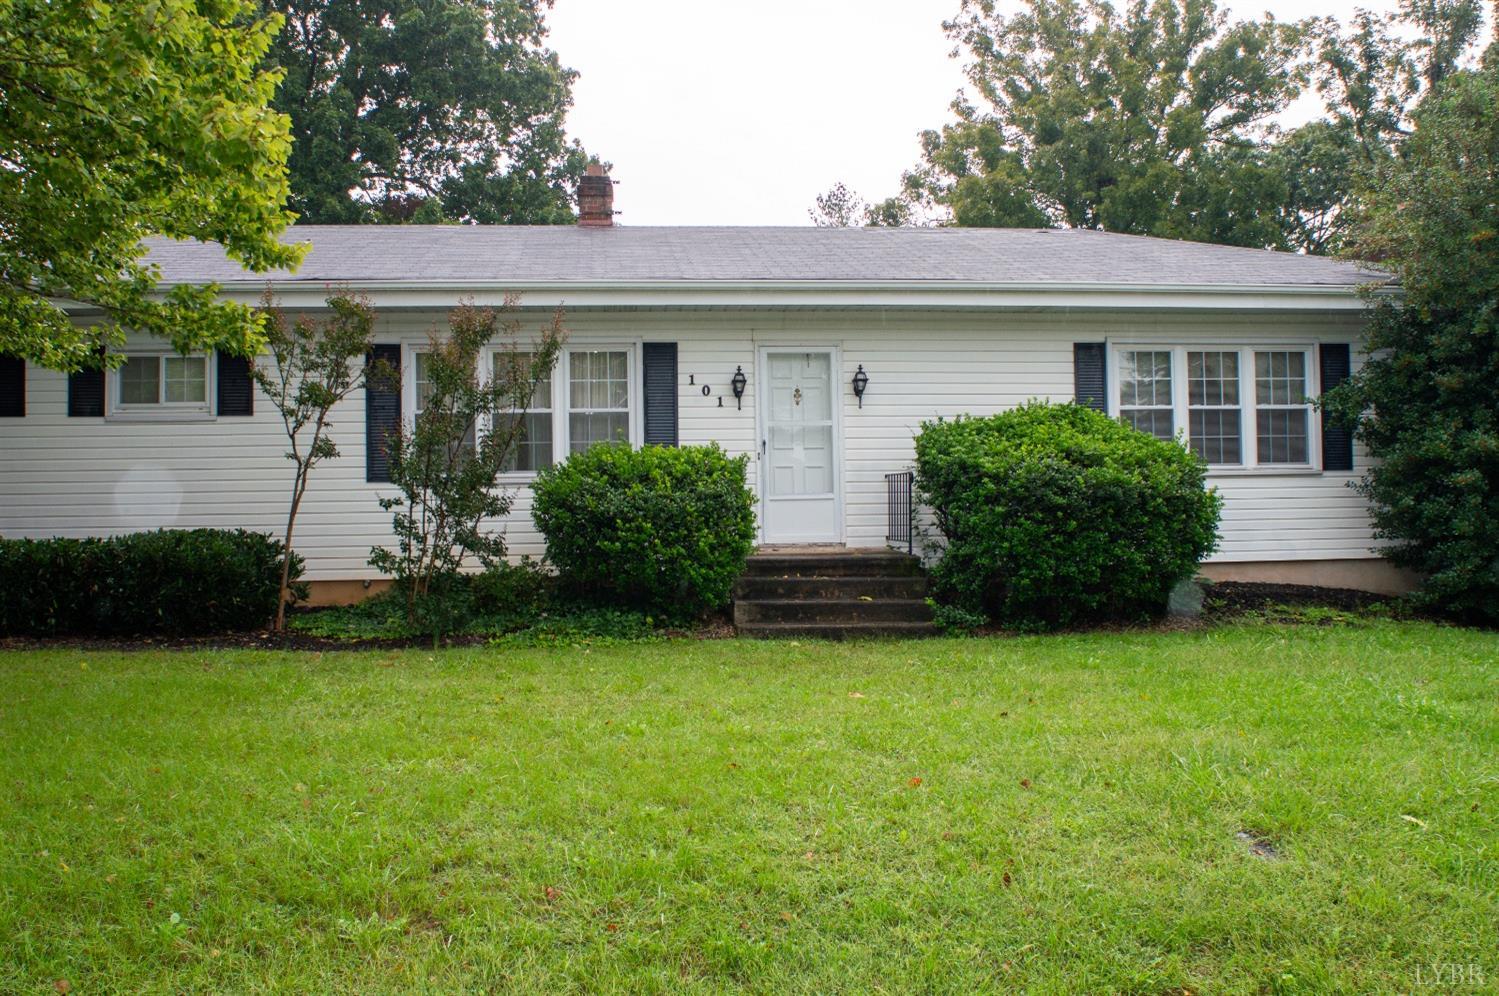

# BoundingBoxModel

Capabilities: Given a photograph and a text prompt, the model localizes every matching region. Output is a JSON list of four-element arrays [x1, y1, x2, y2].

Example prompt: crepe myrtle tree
[[369, 298, 565, 627], [254, 292, 378, 629]]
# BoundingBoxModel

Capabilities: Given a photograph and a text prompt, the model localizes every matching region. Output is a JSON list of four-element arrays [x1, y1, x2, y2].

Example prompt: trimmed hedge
[[0, 529, 303, 636], [915, 402, 1222, 630], [531, 443, 756, 622]]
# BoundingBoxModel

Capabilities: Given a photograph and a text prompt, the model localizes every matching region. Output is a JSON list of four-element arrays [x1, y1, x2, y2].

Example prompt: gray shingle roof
[[141, 225, 1385, 288]]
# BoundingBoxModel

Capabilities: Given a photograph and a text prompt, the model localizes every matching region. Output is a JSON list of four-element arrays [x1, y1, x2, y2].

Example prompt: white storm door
[[760, 349, 841, 543]]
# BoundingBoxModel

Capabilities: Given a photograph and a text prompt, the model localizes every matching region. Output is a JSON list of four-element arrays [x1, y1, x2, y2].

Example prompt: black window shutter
[[1073, 342, 1107, 413], [366, 344, 402, 482], [216, 351, 254, 416], [67, 365, 105, 417], [641, 342, 678, 446], [0, 355, 23, 417], [1320, 343, 1354, 472]]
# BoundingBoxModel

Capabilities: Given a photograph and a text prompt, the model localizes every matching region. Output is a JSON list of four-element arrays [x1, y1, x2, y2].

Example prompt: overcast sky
[[546, 0, 1411, 226]]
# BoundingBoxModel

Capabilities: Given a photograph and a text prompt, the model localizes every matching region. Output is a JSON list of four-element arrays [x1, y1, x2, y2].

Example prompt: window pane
[[499, 412, 554, 472], [569, 412, 629, 453], [496, 352, 551, 410], [569, 350, 629, 411], [523, 412, 553, 469], [1188, 351, 1239, 406], [163, 356, 206, 403], [1257, 409, 1309, 463], [414, 352, 436, 414], [1255, 351, 1307, 405], [119, 357, 159, 405], [1122, 409, 1173, 440], [1189, 409, 1242, 464], [568, 351, 590, 408], [1120, 350, 1172, 407], [569, 369, 587, 408]]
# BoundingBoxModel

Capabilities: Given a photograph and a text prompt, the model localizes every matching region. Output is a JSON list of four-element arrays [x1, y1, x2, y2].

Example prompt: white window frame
[[1116, 348, 1176, 441], [405, 347, 482, 458], [561, 344, 640, 457], [402, 342, 641, 480], [108, 351, 214, 421], [1252, 349, 1318, 468], [1185, 349, 1245, 467], [1107, 343, 1321, 472], [483, 345, 562, 479], [407, 349, 433, 422]]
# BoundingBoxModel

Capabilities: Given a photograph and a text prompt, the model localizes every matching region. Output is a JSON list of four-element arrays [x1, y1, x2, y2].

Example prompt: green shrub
[[531, 443, 757, 622], [404, 559, 556, 640], [469, 558, 554, 618], [915, 402, 1221, 630], [290, 570, 654, 645], [928, 600, 989, 635], [289, 589, 412, 640], [0, 529, 303, 636]]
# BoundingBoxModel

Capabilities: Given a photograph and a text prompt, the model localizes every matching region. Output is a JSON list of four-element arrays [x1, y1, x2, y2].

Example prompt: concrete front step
[[734, 597, 934, 626], [733, 574, 929, 601], [737, 620, 940, 640], [733, 548, 936, 638], [743, 551, 925, 578]]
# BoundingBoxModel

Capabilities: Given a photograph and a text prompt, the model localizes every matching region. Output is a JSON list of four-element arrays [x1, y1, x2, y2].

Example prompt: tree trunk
[[274, 466, 309, 631]]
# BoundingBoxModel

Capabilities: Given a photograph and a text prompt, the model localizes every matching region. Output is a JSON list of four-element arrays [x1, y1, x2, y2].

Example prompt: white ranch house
[[0, 187, 1403, 602]]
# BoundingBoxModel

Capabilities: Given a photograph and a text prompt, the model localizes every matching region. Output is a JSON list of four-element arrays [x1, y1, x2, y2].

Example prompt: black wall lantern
[[730, 365, 747, 410], [852, 364, 869, 408]]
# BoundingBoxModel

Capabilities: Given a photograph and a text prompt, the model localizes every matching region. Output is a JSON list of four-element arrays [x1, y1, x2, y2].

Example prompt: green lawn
[[2, 621, 1496, 993]]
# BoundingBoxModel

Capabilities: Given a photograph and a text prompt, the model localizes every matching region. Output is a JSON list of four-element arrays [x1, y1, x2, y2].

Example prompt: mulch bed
[[0, 629, 467, 653], [0, 615, 738, 653], [0, 582, 1399, 651], [1203, 581, 1393, 616]]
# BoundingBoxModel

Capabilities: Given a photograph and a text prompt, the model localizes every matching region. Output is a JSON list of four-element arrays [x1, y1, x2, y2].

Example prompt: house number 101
[[688, 374, 723, 405]]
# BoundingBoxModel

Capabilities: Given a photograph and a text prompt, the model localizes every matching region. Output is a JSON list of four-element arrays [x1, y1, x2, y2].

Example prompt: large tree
[[1326, 55, 1499, 624], [874, 0, 1487, 252], [807, 182, 913, 227], [264, 0, 590, 224], [902, 0, 1308, 246], [1275, 0, 1486, 253], [0, 0, 302, 371]]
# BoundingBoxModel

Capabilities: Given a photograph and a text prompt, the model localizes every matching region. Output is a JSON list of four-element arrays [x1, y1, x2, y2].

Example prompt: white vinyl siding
[[0, 312, 1375, 581]]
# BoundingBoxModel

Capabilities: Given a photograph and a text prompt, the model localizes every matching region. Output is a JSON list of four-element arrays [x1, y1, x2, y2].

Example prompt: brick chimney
[[578, 164, 614, 227]]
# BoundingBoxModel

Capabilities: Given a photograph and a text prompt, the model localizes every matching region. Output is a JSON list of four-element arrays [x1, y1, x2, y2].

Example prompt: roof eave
[[126, 277, 1390, 312]]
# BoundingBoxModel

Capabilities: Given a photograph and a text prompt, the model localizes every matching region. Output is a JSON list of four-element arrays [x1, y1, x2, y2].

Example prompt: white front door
[[759, 348, 841, 543]]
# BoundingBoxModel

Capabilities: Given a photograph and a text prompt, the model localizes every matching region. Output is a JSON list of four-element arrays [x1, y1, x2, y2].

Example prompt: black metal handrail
[[885, 470, 914, 555]]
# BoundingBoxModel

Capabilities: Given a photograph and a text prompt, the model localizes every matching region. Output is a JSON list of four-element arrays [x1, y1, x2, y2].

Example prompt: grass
[[1, 619, 1495, 993]]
